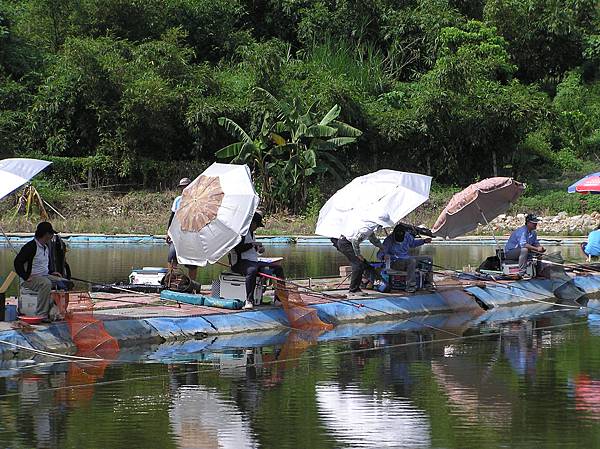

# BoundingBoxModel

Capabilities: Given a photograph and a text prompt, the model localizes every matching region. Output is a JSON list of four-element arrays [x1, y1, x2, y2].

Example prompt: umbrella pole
[[475, 202, 500, 251]]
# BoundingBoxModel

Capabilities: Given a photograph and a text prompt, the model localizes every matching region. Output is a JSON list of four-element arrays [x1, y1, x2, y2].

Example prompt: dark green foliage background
[[0, 0, 598, 211]]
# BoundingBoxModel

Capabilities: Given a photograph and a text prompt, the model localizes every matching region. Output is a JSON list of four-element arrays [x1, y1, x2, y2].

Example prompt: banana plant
[[256, 88, 362, 211], [217, 89, 362, 212], [216, 113, 283, 210]]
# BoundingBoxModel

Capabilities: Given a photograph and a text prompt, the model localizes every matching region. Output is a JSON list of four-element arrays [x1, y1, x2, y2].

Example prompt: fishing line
[[0, 317, 590, 401], [0, 339, 105, 362], [259, 272, 461, 338]]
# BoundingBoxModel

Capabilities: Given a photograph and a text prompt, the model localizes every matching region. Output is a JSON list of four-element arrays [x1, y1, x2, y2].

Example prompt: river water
[[0, 242, 598, 449]]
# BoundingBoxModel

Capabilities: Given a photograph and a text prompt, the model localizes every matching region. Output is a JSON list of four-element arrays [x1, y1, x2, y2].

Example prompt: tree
[[409, 21, 548, 181], [216, 88, 362, 213], [484, 0, 598, 84]]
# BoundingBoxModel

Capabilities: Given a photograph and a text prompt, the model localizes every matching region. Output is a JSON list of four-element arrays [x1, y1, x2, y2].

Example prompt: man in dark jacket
[[231, 211, 284, 310], [14, 222, 64, 321]]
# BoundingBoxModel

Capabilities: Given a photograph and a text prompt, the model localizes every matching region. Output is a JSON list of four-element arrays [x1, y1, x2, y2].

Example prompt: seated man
[[581, 225, 600, 261], [504, 214, 546, 275], [378, 224, 433, 293], [231, 211, 285, 310], [14, 222, 65, 322]]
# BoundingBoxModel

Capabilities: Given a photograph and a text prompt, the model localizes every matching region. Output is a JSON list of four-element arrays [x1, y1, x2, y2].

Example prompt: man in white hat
[[166, 177, 197, 280]]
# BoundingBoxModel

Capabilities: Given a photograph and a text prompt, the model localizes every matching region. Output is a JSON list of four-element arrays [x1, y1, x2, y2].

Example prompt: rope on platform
[[0, 339, 106, 361], [72, 275, 219, 332]]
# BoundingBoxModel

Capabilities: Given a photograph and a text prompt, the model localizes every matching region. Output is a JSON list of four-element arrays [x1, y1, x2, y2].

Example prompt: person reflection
[[502, 321, 541, 379]]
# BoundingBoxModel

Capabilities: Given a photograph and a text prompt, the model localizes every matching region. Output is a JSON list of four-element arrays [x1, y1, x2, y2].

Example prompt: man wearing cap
[[14, 222, 64, 321], [231, 211, 285, 310], [166, 177, 197, 280], [378, 224, 433, 293], [504, 214, 546, 275]]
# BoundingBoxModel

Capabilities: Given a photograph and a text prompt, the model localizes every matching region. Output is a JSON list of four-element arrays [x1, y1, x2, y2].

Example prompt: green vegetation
[[0, 0, 599, 220], [1, 183, 598, 236]]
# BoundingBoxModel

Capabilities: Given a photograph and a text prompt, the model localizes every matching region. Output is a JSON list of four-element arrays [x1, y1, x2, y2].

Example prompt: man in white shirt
[[13, 222, 64, 321], [231, 211, 285, 309], [166, 177, 198, 280], [331, 220, 384, 294]]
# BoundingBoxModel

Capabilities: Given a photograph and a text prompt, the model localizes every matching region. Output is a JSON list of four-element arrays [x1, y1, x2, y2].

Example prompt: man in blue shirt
[[379, 225, 433, 293], [504, 214, 546, 274], [582, 225, 600, 261]]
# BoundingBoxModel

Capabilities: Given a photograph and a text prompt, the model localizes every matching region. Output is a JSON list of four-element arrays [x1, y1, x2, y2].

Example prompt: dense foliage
[[0, 0, 598, 212]]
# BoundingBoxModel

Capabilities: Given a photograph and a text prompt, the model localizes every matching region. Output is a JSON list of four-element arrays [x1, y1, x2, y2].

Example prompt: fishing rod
[[431, 261, 600, 314], [70, 275, 219, 332], [259, 272, 462, 338]]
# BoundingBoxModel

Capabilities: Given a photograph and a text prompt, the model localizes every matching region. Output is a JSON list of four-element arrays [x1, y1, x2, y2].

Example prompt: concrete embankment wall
[[0, 233, 587, 246]]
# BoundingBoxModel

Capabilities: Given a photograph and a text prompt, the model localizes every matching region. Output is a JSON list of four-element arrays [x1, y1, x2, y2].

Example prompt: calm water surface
[[2, 317, 600, 449], [0, 240, 586, 286], [0, 242, 596, 449]]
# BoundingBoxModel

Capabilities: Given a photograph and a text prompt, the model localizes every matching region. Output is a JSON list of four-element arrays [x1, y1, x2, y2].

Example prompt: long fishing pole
[[259, 272, 462, 338], [431, 261, 600, 314], [71, 275, 219, 332]]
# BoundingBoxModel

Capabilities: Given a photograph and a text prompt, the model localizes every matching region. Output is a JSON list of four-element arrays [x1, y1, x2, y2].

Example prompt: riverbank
[[0, 187, 598, 236]]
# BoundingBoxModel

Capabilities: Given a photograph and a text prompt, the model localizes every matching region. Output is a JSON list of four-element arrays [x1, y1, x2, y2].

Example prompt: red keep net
[[52, 292, 119, 355], [275, 282, 334, 331]]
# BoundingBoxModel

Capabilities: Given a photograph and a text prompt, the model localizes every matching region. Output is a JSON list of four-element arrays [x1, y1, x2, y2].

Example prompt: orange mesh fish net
[[52, 292, 119, 355], [55, 360, 113, 404], [275, 282, 333, 331]]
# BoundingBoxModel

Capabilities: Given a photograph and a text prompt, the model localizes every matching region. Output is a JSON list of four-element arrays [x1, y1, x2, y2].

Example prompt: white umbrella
[[315, 170, 432, 238], [168, 163, 259, 267], [0, 158, 52, 201]]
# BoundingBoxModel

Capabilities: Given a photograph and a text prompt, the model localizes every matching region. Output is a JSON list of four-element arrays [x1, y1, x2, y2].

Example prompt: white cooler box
[[213, 273, 264, 305], [18, 285, 38, 316]]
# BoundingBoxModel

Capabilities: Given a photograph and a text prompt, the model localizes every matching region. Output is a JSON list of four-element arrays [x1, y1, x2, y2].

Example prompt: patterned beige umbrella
[[177, 175, 225, 232], [432, 177, 525, 239], [168, 163, 259, 266]]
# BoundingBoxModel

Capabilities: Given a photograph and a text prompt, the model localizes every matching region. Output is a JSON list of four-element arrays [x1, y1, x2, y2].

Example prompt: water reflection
[[2, 313, 600, 448], [168, 381, 256, 449], [316, 383, 431, 448]]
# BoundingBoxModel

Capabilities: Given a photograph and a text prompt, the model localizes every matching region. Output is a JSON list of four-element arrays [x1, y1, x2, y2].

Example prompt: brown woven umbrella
[[177, 175, 225, 232], [432, 177, 525, 239]]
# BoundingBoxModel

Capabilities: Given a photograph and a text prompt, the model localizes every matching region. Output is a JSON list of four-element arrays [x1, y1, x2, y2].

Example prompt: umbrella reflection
[[169, 384, 256, 449], [575, 374, 600, 419], [316, 383, 431, 448]]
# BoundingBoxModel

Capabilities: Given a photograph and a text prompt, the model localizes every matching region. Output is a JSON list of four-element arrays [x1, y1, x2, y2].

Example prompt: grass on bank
[[0, 181, 598, 236]]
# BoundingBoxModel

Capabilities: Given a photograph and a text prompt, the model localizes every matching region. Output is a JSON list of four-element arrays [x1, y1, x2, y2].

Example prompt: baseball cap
[[178, 177, 191, 187], [35, 221, 57, 237], [525, 214, 540, 224], [252, 210, 265, 227]]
